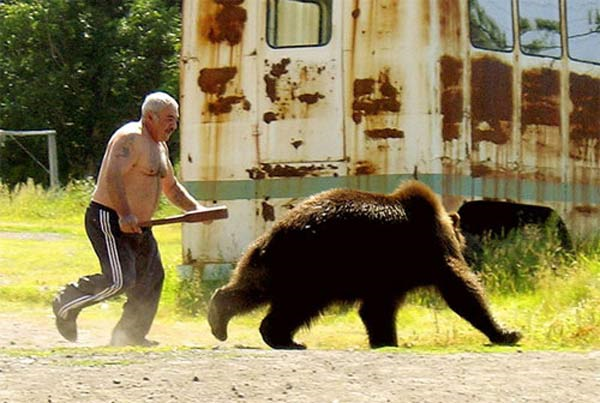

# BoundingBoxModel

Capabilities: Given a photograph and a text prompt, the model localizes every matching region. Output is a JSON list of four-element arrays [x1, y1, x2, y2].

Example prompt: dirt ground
[[0, 313, 598, 403]]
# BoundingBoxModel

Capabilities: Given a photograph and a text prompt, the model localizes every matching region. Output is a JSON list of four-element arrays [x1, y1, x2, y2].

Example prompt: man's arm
[[161, 153, 205, 212], [104, 133, 141, 233]]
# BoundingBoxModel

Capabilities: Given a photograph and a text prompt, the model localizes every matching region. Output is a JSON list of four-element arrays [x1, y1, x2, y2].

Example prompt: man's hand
[[119, 213, 142, 233], [193, 204, 213, 225]]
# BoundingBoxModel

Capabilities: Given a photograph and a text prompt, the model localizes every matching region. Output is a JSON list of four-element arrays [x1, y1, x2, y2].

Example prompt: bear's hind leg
[[436, 258, 522, 345], [359, 296, 401, 348], [259, 301, 322, 349]]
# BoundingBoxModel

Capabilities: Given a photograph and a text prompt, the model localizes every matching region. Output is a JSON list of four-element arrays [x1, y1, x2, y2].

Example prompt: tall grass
[[1, 180, 599, 350]]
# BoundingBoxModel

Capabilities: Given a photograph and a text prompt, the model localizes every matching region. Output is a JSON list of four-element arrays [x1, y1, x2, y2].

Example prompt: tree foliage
[[469, 0, 511, 51], [0, 0, 181, 187]]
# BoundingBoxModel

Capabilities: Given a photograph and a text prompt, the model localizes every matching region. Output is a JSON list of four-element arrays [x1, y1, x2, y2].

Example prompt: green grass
[[1, 180, 599, 352]]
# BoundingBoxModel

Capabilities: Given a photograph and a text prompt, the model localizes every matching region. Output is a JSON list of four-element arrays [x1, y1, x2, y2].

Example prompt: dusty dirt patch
[[0, 314, 598, 402]]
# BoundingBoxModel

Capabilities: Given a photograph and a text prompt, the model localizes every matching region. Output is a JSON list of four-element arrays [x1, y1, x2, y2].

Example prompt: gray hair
[[141, 91, 179, 118]]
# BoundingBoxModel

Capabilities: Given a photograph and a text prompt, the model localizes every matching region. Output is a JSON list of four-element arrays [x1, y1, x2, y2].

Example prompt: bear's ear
[[449, 212, 461, 229]]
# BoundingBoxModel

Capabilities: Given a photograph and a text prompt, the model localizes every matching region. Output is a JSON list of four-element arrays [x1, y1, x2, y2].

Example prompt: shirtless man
[[53, 91, 207, 346]]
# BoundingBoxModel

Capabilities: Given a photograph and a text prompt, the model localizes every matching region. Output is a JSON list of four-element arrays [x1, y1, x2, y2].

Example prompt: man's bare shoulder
[[114, 121, 142, 136]]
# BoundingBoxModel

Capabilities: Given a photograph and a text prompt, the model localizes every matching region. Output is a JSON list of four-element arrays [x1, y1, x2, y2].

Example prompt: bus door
[[254, 0, 344, 176]]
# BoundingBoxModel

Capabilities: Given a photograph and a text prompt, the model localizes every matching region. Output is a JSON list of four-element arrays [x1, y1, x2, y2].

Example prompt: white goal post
[[0, 129, 59, 188]]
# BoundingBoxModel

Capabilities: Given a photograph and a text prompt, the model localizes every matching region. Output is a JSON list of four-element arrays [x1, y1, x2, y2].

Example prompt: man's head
[[141, 91, 179, 142]]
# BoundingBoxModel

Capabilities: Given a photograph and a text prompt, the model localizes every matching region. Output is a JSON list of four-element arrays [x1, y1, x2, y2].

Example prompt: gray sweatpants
[[54, 201, 165, 343]]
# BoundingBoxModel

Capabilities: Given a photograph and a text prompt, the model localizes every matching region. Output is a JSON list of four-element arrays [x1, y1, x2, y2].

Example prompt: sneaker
[[55, 316, 78, 342], [52, 298, 78, 342]]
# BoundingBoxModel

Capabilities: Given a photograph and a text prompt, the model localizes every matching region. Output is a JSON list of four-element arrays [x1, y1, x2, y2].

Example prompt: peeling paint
[[270, 58, 291, 78], [440, 55, 463, 141], [365, 128, 404, 139], [208, 96, 250, 114], [570, 73, 600, 142], [354, 160, 377, 175], [263, 58, 292, 103], [439, 0, 462, 45], [263, 111, 278, 124], [246, 163, 337, 179], [352, 71, 401, 124], [470, 163, 494, 178], [261, 201, 275, 221], [298, 92, 324, 105], [471, 57, 512, 144], [522, 68, 560, 127], [207, 0, 247, 46], [198, 67, 237, 95], [574, 205, 600, 214], [264, 75, 278, 102]]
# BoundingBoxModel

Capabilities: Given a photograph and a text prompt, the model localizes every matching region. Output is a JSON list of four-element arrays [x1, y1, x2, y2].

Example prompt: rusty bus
[[179, 0, 600, 279]]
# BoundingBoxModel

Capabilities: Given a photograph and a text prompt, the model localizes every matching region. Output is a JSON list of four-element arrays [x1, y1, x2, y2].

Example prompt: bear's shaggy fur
[[208, 180, 521, 349]]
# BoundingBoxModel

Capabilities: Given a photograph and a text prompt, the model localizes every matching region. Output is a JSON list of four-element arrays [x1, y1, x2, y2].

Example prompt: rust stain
[[263, 58, 291, 103], [439, 0, 462, 47], [246, 163, 336, 179], [198, 67, 237, 95], [440, 55, 463, 141], [298, 92, 324, 105], [354, 78, 375, 98], [573, 205, 600, 214], [261, 201, 275, 221], [246, 167, 266, 180], [198, 67, 250, 115], [264, 75, 278, 102], [270, 58, 291, 77], [208, 96, 249, 115], [354, 160, 377, 175], [471, 57, 513, 144], [352, 8, 360, 19], [352, 71, 401, 124], [470, 163, 494, 178], [522, 68, 560, 127], [569, 73, 600, 143], [364, 128, 404, 139], [263, 111, 278, 124], [207, 0, 247, 46]]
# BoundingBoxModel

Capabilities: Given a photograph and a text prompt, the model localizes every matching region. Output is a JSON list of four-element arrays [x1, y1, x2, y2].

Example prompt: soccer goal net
[[0, 129, 59, 188]]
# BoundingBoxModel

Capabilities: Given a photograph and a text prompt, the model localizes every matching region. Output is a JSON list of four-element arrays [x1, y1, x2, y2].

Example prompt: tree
[[469, 0, 511, 51], [0, 0, 181, 187]]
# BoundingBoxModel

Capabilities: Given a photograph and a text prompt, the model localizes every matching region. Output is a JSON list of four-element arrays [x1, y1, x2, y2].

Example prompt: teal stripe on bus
[[184, 174, 600, 205]]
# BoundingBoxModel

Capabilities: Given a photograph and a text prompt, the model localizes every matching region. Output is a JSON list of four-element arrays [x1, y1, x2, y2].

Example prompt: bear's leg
[[259, 301, 321, 350], [359, 296, 401, 348], [208, 287, 267, 341], [436, 258, 522, 345]]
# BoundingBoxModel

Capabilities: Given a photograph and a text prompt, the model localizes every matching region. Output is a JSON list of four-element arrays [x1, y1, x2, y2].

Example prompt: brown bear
[[208, 180, 522, 349]]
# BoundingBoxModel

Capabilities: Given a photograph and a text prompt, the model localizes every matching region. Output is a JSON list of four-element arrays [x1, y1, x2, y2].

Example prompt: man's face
[[150, 105, 179, 142]]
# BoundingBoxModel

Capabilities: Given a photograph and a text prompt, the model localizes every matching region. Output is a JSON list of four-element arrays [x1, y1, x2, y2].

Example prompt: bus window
[[518, 0, 562, 58], [469, 0, 514, 52], [267, 0, 332, 48], [567, 0, 600, 64]]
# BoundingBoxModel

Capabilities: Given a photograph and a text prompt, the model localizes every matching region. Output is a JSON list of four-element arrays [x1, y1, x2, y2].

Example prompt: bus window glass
[[518, 0, 562, 58], [469, 0, 514, 51], [267, 0, 332, 48], [567, 0, 600, 64]]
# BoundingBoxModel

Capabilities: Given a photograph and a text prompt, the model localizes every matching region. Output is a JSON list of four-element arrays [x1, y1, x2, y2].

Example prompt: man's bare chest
[[136, 142, 168, 178]]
